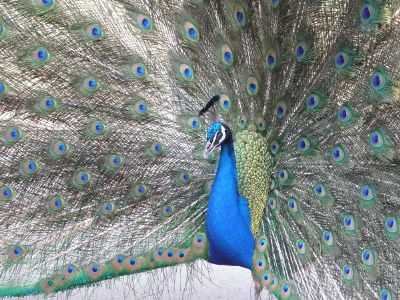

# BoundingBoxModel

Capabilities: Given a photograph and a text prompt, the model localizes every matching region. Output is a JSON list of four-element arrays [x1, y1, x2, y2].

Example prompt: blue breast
[[206, 140, 255, 269]]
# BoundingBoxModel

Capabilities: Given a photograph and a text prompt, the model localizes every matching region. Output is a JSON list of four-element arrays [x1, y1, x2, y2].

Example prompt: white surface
[[18, 263, 274, 300]]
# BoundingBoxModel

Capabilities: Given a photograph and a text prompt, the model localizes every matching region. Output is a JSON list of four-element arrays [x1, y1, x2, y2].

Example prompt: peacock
[[0, 0, 399, 299]]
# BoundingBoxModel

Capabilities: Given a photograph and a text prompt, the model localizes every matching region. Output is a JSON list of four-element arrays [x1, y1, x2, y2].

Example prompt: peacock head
[[203, 121, 232, 158]]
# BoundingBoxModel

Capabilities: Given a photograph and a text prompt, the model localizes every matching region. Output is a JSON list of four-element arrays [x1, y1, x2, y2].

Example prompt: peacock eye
[[131, 63, 148, 79], [99, 202, 116, 217], [104, 154, 123, 171], [275, 101, 287, 118], [8, 244, 25, 260], [3, 127, 23, 144], [134, 183, 147, 197], [246, 76, 259, 95], [306, 94, 320, 110], [0, 81, 8, 98], [47, 195, 66, 212], [0, 185, 14, 201], [72, 170, 91, 188], [237, 115, 247, 128], [278, 168, 289, 182], [84, 24, 104, 41], [334, 51, 350, 69], [266, 48, 278, 70], [234, 3, 246, 27], [19, 160, 40, 177], [179, 64, 194, 81], [256, 117, 267, 131], [385, 217, 397, 233], [331, 145, 345, 162], [31, 48, 51, 64], [220, 44, 234, 66], [161, 205, 174, 217], [187, 116, 201, 130], [49, 140, 70, 158], [294, 41, 307, 60], [150, 141, 163, 155], [369, 131, 384, 148], [342, 264, 353, 280], [322, 230, 334, 246], [287, 198, 298, 213], [370, 72, 385, 91], [178, 169, 192, 184], [380, 289, 393, 300], [35, 0, 55, 8], [314, 183, 327, 198], [360, 4, 375, 23], [219, 94, 232, 112], [270, 140, 280, 155], [297, 137, 310, 152], [36, 95, 59, 114], [183, 21, 200, 42], [270, 0, 280, 8], [361, 249, 375, 267], [87, 120, 106, 137], [82, 77, 99, 92], [279, 282, 292, 299], [137, 14, 153, 31], [337, 105, 353, 124], [343, 215, 355, 231], [268, 196, 277, 209]]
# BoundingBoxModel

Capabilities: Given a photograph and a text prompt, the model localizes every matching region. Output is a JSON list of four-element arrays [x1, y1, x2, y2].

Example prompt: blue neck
[[206, 139, 254, 269]]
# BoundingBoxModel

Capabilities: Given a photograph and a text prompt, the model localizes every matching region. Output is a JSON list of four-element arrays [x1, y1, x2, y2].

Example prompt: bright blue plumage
[[206, 137, 254, 269]]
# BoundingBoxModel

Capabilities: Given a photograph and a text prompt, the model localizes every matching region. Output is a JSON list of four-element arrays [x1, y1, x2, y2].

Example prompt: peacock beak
[[203, 140, 218, 159]]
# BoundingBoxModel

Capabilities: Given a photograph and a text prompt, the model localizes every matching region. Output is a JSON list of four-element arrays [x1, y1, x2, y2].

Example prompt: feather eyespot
[[360, 4, 375, 23], [84, 24, 104, 41], [183, 21, 200, 42], [220, 44, 234, 65], [343, 215, 355, 232], [361, 249, 375, 267], [131, 63, 147, 79], [179, 64, 195, 81], [266, 48, 278, 70], [342, 264, 354, 280], [0, 81, 9, 98], [104, 154, 123, 171], [49, 140, 70, 158], [275, 101, 287, 118], [31, 48, 51, 64], [234, 3, 246, 27], [36, 95, 58, 114], [8, 245, 25, 260], [161, 205, 174, 217], [297, 137, 310, 152], [219, 94, 232, 112], [279, 282, 292, 299], [72, 170, 91, 188], [288, 199, 298, 213], [35, 0, 55, 8], [0, 185, 13, 201], [19, 160, 40, 177], [82, 77, 99, 92], [3, 127, 23, 144], [337, 106, 353, 124], [314, 183, 327, 198], [47, 195, 66, 212], [246, 77, 259, 95], [137, 15, 153, 31]]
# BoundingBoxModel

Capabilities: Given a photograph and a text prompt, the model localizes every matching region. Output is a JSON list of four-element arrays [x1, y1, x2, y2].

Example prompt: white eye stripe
[[219, 126, 226, 144], [211, 131, 218, 145]]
